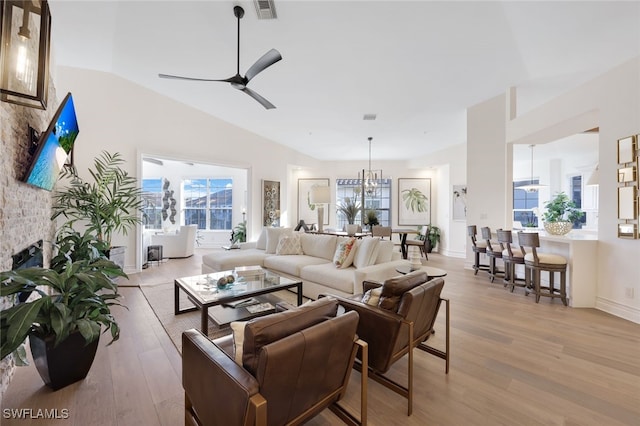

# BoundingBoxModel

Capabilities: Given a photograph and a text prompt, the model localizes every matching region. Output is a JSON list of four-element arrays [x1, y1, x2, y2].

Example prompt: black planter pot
[[29, 332, 100, 391]]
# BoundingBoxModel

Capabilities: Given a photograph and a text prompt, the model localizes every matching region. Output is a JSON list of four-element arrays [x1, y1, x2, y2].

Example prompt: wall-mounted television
[[22, 92, 79, 191]]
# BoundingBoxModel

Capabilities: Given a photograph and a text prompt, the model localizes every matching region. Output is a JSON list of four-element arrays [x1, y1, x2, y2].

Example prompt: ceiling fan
[[158, 6, 282, 109]]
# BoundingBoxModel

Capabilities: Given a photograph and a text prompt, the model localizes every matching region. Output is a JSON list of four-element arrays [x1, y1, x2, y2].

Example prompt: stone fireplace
[[0, 84, 58, 397]]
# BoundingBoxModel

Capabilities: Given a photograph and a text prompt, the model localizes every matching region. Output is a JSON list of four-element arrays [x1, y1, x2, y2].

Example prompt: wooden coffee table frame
[[175, 272, 303, 332]]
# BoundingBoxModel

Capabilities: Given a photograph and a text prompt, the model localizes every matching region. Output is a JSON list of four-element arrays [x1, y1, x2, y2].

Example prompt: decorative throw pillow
[[255, 229, 268, 250], [353, 238, 380, 269], [265, 227, 293, 254], [361, 287, 382, 306], [276, 234, 303, 255], [333, 237, 357, 268], [230, 321, 248, 365]]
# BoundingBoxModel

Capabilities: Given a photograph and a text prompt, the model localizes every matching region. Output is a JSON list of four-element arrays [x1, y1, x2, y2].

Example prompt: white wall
[[506, 57, 640, 322], [466, 94, 510, 268]]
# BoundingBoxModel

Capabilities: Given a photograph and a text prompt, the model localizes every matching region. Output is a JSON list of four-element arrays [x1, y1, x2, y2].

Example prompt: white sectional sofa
[[201, 228, 408, 300]]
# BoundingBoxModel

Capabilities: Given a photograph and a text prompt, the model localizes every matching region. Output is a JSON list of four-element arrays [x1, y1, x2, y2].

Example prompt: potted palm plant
[[337, 197, 360, 225], [51, 151, 144, 269], [541, 192, 584, 235], [0, 229, 127, 390]]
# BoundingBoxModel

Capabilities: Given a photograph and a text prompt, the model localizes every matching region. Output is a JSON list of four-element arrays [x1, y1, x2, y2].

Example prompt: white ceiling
[[48, 1, 640, 162]]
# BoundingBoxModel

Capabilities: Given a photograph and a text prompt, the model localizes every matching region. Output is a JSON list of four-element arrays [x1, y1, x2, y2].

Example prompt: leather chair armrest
[[182, 329, 261, 425]]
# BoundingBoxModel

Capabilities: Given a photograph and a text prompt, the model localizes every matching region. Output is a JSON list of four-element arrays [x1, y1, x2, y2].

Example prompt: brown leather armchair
[[182, 298, 368, 426], [325, 272, 449, 416]]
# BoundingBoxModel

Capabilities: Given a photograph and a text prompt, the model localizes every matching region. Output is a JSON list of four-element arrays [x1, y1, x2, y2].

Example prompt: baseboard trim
[[441, 249, 466, 258], [595, 297, 640, 324]]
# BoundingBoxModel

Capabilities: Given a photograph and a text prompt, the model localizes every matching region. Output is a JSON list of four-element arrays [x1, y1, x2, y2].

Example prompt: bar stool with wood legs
[[481, 226, 504, 283], [496, 229, 526, 292], [468, 225, 490, 275], [517, 232, 568, 306]]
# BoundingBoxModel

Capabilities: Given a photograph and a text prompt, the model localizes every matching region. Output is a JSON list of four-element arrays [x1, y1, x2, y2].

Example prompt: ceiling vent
[[363, 113, 377, 121], [254, 0, 277, 19]]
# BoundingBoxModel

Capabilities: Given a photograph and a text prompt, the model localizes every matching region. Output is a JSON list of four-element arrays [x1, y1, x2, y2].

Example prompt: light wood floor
[[2, 249, 639, 425]]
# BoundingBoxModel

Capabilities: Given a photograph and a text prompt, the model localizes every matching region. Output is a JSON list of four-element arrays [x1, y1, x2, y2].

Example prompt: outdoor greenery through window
[[184, 178, 233, 230], [142, 179, 163, 229], [336, 178, 391, 229], [513, 179, 539, 227], [569, 175, 586, 228]]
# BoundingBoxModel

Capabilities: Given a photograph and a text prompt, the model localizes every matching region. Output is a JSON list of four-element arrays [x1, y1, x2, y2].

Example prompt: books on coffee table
[[246, 302, 274, 314], [234, 265, 264, 277]]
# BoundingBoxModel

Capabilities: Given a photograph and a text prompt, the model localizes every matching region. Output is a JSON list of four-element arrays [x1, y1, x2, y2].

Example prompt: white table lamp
[[309, 185, 330, 233]]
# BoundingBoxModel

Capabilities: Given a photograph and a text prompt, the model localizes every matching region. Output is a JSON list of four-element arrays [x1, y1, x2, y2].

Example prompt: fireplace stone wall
[[0, 84, 58, 399]]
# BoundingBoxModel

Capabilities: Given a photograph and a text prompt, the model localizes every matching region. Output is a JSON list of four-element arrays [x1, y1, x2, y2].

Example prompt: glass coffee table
[[174, 269, 303, 332]]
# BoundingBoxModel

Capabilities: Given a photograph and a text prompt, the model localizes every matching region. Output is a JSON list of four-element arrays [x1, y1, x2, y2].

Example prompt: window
[[336, 177, 391, 229], [513, 179, 539, 226], [183, 178, 233, 230], [570, 175, 587, 229], [142, 179, 163, 229]]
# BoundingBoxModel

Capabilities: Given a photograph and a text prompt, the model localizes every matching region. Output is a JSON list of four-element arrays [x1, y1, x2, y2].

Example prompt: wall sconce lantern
[[0, 0, 51, 109]]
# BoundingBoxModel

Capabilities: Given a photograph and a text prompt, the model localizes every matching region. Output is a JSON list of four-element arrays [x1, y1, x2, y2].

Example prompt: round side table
[[396, 265, 447, 280]]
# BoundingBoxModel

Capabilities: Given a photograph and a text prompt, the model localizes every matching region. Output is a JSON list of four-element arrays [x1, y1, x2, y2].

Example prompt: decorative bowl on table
[[543, 221, 573, 236]]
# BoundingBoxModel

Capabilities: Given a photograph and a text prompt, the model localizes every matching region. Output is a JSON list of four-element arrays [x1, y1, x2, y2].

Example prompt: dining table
[[392, 227, 419, 259]]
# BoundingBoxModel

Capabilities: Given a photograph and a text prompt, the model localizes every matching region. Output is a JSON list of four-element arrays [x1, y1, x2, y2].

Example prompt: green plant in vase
[[0, 229, 127, 390], [51, 151, 144, 257], [541, 192, 584, 235]]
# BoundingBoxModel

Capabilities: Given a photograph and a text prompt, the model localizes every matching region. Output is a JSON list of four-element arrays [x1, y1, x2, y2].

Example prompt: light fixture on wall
[[309, 185, 330, 233], [358, 137, 381, 197], [586, 163, 599, 186], [517, 144, 548, 192], [0, 0, 51, 109]]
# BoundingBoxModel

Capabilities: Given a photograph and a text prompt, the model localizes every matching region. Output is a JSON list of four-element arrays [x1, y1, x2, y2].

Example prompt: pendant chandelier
[[358, 137, 379, 196], [517, 144, 548, 192]]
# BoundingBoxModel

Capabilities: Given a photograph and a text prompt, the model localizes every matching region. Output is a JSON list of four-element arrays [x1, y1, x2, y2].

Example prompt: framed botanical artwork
[[398, 178, 431, 225], [298, 178, 329, 225], [262, 180, 280, 227], [452, 185, 467, 221]]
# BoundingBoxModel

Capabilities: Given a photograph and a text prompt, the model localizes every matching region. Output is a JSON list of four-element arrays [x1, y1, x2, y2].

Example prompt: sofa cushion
[[264, 255, 328, 276], [333, 237, 357, 268], [256, 228, 267, 250], [300, 263, 356, 294], [265, 228, 293, 254], [242, 298, 338, 375], [375, 239, 394, 264], [299, 233, 337, 260], [275, 234, 303, 255], [353, 237, 380, 269], [202, 249, 269, 272], [378, 270, 428, 311]]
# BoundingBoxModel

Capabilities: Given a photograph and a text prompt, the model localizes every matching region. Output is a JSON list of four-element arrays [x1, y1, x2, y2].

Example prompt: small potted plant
[[541, 192, 584, 235], [427, 225, 441, 253], [0, 229, 127, 390]]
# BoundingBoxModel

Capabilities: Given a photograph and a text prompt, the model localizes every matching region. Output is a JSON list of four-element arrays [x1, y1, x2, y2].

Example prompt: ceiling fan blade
[[240, 87, 276, 109], [158, 73, 232, 82], [244, 49, 282, 83]]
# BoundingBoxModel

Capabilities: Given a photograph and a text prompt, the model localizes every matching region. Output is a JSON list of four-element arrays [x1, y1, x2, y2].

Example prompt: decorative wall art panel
[[398, 178, 431, 226], [452, 185, 467, 221], [262, 180, 280, 226]]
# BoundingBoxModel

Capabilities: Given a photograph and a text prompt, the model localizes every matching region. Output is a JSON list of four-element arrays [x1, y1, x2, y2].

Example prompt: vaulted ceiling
[[49, 1, 640, 161]]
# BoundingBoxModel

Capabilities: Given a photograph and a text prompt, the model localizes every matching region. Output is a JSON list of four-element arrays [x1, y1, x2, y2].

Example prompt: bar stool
[[517, 232, 568, 306], [496, 230, 525, 292], [481, 227, 504, 283], [467, 225, 490, 275]]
